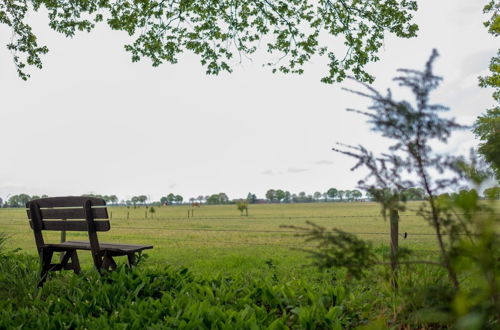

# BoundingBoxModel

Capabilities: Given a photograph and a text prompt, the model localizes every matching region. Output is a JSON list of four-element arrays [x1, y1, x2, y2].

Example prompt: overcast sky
[[0, 1, 496, 202]]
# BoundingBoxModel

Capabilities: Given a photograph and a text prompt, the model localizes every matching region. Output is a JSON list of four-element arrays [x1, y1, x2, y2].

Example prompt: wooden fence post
[[389, 209, 399, 288]]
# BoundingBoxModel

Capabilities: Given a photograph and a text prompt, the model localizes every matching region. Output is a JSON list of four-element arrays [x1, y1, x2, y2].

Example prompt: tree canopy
[[1, 0, 418, 81], [474, 1, 500, 181]]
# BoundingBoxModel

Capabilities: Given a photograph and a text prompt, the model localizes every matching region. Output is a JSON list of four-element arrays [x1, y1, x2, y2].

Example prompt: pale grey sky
[[0, 1, 496, 202]]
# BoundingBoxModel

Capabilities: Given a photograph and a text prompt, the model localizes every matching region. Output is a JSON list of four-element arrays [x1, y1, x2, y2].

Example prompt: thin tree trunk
[[415, 153, 460, 290]]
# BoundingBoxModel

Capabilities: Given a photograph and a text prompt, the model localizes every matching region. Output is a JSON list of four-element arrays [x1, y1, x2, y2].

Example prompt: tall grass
[[0, 232, 7, 252]]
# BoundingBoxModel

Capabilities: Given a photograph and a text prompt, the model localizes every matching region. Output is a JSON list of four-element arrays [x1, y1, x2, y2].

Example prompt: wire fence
[[2, 211, 492, 222], [1, 215, 402, 221], [0, 221, 472, 237], [144, 237, 442, 253], [1, 213, 497, 245]]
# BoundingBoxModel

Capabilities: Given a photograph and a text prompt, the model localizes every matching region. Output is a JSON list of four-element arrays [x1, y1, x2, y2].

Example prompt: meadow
[[0, 201, 446, 278], [1, 201, 499, 328]]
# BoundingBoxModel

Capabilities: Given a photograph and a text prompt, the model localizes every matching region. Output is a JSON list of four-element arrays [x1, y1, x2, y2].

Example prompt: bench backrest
[[26, 197, 110, 261]]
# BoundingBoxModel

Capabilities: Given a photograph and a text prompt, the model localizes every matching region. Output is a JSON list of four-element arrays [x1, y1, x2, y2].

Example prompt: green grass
[[1, 201, 498, 328], [0, 202, 447, 277]]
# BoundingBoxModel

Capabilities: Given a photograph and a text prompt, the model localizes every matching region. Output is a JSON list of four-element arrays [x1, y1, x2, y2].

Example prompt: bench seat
[[45, 241, 153, 254]]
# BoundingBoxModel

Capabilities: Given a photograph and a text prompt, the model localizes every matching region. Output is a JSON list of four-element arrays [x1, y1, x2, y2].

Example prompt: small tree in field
[[149, 206, 156, 219], [286, 51, 500, 326], [333, 49, 467, 288], [236, 200, 248, 216]]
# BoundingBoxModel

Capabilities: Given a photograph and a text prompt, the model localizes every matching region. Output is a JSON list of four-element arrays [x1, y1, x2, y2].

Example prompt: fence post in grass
[[389, 209, 399, 288], [127, 211, 129, 220], [187, 210, 190, 219]]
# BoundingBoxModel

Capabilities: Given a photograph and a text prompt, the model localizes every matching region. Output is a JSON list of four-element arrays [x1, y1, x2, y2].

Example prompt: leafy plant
[[0, 251, 368, 329], [288, 50, 499, 327], [1, 1, 418, 81], [0, 232, 7, 253], [236, 200, 248, 216], [148, 206, 156, 219], [474, 1, 500, 181], [283, 221, 377, 280]]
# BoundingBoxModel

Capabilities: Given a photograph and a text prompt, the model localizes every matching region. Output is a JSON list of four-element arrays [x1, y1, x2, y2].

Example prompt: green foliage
[[283, 221, 377, 279], [0, 251, 370, 329], [175, 194, 183, 204], [473, 107, 500, 181], [130, 195, 148, 206], [2, 0, 418, 82], [206, 192, 229, 205], [484, 186, 500, 200], [0, 200, 498, 328], [474, 1, 500, 181], [266, 189, 276, 202], [236, 200, 248, 216], [246, 192, 257, 204], [82, 193, 119, 205], [403, 187, 426, 201], [298, 51, 500, 326], [436, 188, 500, 328], [7, 193, 37, 207], [334, 49, 471, 288], [148, 206, 156, 219], [275, 189, 286, 203], [0, 232, 7, 253], [327, 187, 338, 200]]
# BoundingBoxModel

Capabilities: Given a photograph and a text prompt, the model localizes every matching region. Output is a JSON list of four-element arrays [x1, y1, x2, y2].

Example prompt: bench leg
[[38, 248, 54, 287], [127, 253, 136, 267], [101, 252, 117, 271], [61, 250, 81, 275], [70, 250, 81, 274]]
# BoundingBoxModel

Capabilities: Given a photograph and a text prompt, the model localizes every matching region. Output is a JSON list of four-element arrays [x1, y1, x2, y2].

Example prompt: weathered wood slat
[[44, 207, 107, 219], [26, 196, 106, 208], [29, 220, 111, 231], [27, 207, 108, 220]]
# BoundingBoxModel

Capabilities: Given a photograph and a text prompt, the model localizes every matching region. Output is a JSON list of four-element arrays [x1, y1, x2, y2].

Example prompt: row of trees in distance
[[2, 187, 498, 208]]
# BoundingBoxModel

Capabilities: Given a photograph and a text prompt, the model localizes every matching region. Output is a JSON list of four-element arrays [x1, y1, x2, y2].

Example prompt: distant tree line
[[159, 194, 183, 205], [259, 187, 427, 204], [1, 186, 498, 208], [82, 194, 119, 205], [1, 194, 48, 208]]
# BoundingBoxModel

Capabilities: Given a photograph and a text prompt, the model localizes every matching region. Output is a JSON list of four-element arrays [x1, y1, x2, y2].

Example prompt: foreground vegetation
[[0, 249, 430, 329], [0, 233, 482, 329]]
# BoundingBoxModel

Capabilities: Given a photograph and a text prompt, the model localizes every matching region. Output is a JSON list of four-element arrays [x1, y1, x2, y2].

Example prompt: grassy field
[[1, 201, 499, 328], [0, 201, 456, 278]]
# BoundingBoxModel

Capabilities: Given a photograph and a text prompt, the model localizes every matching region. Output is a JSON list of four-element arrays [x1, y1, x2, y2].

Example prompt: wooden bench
[[26, 196, 153, 286]]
